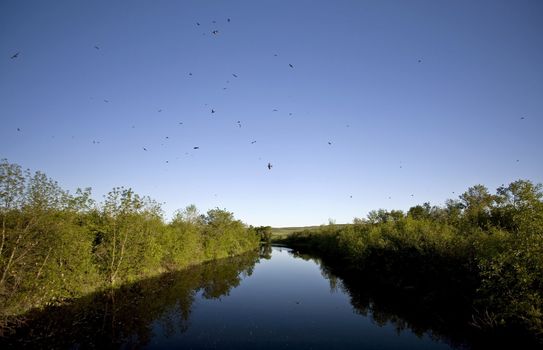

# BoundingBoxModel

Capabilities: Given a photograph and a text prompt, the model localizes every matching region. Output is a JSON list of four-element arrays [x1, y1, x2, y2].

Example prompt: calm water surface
[[5, 246, 458, 349]]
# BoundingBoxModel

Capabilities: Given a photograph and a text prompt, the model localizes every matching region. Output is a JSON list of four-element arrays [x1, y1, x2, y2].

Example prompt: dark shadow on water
[[2, 246, 540, 349], [1, 251, 260, 349], [289, 250, 541, 350]]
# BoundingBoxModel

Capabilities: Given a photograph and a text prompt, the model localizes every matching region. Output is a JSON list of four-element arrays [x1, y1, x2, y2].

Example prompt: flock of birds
[[9, 17, 298, 175], [8, 16, 529, 202]]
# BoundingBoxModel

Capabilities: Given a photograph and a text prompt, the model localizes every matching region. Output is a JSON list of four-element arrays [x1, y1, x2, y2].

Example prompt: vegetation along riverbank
[[276, 180, 543, 345], [0, 159, 260, 333]]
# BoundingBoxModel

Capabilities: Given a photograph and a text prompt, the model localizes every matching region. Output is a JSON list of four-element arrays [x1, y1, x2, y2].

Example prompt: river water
[[4, 246, 461, 349]]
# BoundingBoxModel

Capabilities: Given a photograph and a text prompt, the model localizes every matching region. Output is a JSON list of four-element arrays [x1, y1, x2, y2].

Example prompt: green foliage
[[254, 226, 273, 243], [279, 179, 543, 341], [0, 160, 259, 326]]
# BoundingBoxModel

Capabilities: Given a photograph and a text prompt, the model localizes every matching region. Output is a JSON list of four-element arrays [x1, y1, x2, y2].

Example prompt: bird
[[410, 194, 414, 197], [232, 74, 238, 78], [267, 163, 273, 170], [211, 109, 215, 114], [16, 128, 21, 132], [227, 18, 231, 22], [418, 59, 422, 63], [189, 72, 193, 76], [274, 54, 278, 57], [158, 109, 162, 112], [10, 52, 19, 59], [289, 64, 294, 68], [350, 195, 353, 199], [328, 141, 332, 145], [516, 159, 520, 162], [520, 116, 525, 120], [103, 99, 109, 103], [166, 161, 169, 163], [179, 122, 183, 125], [196, 22, 200, 26], [289, 113, 293, 116], [94, 46, 100, 50], [165, 136, 169, 139], [237, 121, 242, 128], [272, 109, 278, 112], [251, 140, 257, 144], [193, 146, 200, 150], [143, 147, 148, 151], [212, 20, 216, 24], [212, 30, 219, 35]]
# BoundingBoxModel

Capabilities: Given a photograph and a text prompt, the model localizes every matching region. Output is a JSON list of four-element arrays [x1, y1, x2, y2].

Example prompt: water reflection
[[1, 251, 259, 349], [3, 246, 516, 349]]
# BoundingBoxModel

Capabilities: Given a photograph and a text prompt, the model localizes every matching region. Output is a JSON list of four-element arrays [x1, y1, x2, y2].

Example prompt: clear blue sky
[[1, 0, 542, 227]]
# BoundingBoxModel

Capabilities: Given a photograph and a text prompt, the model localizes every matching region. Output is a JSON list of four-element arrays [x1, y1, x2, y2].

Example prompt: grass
[[271, 225, 347, 240]]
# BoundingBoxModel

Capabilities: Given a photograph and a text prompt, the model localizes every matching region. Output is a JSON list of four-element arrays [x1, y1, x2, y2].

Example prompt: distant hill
[[271, 224, 348, 239]]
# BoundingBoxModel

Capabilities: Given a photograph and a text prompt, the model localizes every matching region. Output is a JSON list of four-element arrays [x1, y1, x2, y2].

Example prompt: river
[[3, 246, 464, 349]]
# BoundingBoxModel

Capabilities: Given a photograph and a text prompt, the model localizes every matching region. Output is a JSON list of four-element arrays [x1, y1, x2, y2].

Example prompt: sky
[[1, 0, 542, 227]]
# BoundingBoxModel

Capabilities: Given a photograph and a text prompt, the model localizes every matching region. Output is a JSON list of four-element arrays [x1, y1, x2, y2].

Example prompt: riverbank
[[275, 180, 543, 346], [0, 160, 260, 332]]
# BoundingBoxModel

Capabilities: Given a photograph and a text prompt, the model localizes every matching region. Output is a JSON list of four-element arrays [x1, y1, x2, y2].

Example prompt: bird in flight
[[196, 22, 200, 26], [328, 141, 332, 145], [179, 122, 183, 125], [193, 146, 200, 150], [227, 18, 231, 23], [237, 121, 242, 128], [289, 64, 294, 68], [272, 109, 278, 112], [212, 30, 219, 35], [267, 163, 273, 170], [520, 116, 525, 120], [103, 99, 109, 103], [418, 59, 422, 63], [94, 46, 100, 50], [211, 109, 215, 114], [251, 140, 257, 144], [158, 109, 162, 112], [17, 128, 21, 132], [143, 147, 147, 151], [10, 52, 19, 59], [232, 74, 238, 78]]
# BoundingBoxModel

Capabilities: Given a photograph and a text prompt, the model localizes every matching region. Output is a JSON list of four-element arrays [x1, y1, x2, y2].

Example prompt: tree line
[[279, 180, 543, 343], [0, 159, 260, 328]]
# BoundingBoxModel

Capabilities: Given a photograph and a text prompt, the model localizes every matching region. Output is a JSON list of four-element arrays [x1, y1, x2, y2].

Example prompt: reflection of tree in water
[[290, 250, 470, 349], [1, 251, 259, 349], [259, 244, 272, 260]]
